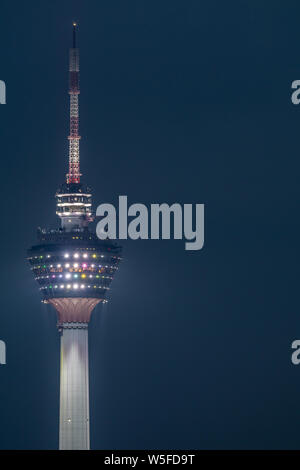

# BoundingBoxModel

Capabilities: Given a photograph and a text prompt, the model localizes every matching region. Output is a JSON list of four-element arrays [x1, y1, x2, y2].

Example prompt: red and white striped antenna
[[66, 22, 81, 184]]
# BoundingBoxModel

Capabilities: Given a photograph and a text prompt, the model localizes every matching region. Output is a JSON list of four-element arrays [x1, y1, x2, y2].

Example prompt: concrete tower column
[[47, 297, 101, 450], [59, 323, 90, 450]]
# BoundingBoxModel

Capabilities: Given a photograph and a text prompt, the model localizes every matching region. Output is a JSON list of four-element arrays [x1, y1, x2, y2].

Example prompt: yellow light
[[81, 274, 86, 279]]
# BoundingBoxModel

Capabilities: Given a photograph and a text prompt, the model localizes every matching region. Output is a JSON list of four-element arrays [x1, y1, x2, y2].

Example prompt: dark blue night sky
[[0, 0, 300, 449]]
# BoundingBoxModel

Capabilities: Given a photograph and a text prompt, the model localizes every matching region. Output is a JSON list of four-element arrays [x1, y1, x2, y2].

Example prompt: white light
[[83, 253, 88, 258], [64, 254, 69, 258], [60, 284, 64, 288], [73, 284, 78, 289], [57, 203, 91, 207], [65, 263, 70, 268], [67, 284, 71, 289], [73, 263, 78, 268], [65, 273, 71, 279], [57, 264, 61, 268], [56, 193, 92, 197], [74, 253, 79, 258], [80, 284, 85, 288]]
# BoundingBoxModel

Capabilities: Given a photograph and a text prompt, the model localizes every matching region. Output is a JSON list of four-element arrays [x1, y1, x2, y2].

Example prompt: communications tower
[[27, 24, 122, 450]]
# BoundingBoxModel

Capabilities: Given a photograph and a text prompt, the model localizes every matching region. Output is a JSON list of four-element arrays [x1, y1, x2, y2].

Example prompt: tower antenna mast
[[67, 22, 81, 184], [73, 22, 76, 48]]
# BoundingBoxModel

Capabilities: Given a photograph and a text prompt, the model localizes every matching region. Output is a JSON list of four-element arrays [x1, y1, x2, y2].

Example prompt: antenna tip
[[73, 22, 77, 27]]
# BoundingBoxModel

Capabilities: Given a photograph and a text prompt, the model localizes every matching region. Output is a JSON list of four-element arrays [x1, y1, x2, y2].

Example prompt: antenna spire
[[66, 23, 81, 185], [72, 22, 77, 48]]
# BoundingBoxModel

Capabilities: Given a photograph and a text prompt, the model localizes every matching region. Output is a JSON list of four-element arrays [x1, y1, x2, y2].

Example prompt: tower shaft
[[50, 297, 101, 450], [59, 323, 90, 450]]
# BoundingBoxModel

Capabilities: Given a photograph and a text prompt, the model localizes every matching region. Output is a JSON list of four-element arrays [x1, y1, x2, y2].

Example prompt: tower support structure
[[49, 297, 101, 450], [59, 323, 90, 450]]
